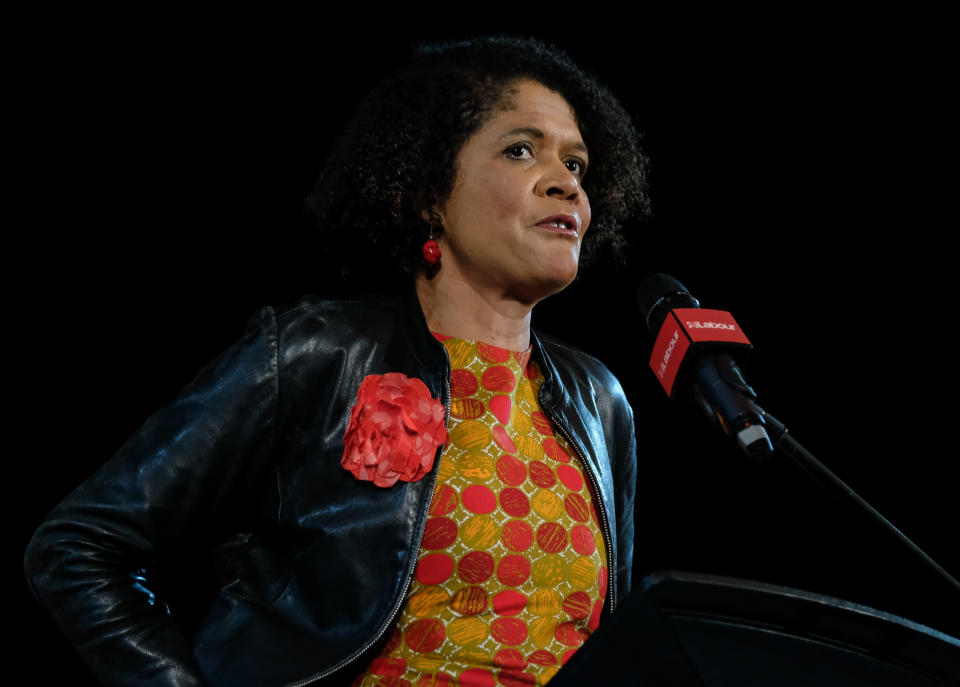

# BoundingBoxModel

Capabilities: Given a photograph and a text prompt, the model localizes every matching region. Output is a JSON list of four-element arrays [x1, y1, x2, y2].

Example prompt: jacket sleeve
[[23, 307, 279, 687], [612, 389, 637, 599]]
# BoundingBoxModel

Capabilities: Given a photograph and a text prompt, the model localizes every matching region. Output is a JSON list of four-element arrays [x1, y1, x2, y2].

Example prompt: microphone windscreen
[[637, 273, 700, 334]]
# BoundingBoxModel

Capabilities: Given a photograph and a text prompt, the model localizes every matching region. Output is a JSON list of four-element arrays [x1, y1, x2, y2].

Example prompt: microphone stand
[[758, 408, 960, 596]]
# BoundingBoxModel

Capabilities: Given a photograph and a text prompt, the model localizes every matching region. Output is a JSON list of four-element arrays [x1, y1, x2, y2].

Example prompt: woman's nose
[[538, 159, 581, 201]]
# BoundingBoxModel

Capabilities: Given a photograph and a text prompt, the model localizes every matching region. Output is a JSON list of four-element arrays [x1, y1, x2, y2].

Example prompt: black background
[[15, 10, 958, 684]]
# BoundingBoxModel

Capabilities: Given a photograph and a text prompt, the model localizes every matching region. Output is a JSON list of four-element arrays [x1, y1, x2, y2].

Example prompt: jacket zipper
[[539, 397, 617, 616], [286, 361, 452, 687]]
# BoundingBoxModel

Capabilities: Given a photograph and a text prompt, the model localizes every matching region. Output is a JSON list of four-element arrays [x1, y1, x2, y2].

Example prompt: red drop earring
[[421, 239, 441, 264]]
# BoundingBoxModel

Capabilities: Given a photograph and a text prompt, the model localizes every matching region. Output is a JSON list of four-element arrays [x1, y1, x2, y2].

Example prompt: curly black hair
[[305, 35, 649, 282]]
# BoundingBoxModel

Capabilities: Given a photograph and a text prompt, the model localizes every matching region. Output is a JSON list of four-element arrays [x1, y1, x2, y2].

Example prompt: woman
[[25, 36, 648, 686]]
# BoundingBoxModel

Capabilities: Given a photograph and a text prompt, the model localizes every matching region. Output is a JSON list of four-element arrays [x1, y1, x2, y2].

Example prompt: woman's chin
[[521, 260, 581, 303]]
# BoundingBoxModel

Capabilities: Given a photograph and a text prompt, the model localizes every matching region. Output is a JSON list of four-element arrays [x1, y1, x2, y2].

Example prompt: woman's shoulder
[[535, 329, 623, 387], [248, 293, 404, 344], [237, 292, 425, 380], [275, 292, 400, 322], [534, 329, 634, 416]]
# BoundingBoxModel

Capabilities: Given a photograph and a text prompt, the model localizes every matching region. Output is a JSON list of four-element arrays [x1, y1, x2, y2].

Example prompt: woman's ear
[[422, 206, 444, 227]]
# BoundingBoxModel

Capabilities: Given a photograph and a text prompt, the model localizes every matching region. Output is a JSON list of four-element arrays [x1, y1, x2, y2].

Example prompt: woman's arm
[[24, 307, 279, 686]]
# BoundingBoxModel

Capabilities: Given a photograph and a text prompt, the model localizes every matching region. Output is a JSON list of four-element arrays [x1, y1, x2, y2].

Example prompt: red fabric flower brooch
[[341, 373, 447, 487]]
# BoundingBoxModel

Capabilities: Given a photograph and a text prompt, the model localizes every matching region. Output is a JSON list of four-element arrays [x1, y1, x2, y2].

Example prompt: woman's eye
[[565, 158, 587, 178], [505, 143, 533, 159]]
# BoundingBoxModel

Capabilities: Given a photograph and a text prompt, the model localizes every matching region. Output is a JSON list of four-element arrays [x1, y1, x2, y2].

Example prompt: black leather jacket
[[25, 287, 637, 687]]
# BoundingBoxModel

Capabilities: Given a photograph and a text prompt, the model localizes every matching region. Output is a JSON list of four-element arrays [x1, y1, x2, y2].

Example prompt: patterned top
[[354, 335, 607, 687]]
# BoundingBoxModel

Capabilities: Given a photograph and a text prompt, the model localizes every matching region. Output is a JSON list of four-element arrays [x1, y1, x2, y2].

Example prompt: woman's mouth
[[535, 215, 579, 237]]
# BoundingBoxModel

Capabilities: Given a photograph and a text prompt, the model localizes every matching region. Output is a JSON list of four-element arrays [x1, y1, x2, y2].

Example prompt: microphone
[[637, 273, 774, 461]]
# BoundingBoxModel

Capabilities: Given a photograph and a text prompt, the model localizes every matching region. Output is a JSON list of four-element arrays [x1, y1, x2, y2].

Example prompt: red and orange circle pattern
[[356, 336, 607, 687]]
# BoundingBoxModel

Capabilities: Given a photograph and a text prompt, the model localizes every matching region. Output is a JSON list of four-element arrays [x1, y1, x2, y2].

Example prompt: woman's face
[[435, 79, 592, 305]]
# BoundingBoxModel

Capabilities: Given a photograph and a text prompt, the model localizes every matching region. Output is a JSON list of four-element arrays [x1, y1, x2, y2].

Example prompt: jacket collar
[[529, 328, 563, 409]]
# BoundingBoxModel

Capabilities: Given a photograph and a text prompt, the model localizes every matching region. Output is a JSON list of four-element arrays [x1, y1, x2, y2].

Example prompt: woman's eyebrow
[[500, 127, 589, 154]]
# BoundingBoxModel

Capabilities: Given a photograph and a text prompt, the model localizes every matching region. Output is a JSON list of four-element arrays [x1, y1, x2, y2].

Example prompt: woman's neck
[[414, 271, 533, 352]]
